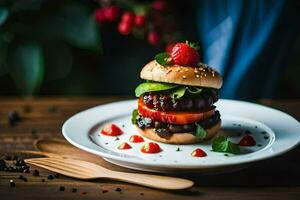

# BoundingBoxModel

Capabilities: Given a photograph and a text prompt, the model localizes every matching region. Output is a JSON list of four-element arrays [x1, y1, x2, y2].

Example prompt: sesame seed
[[182, 75, 187, 79], [196, 74, 200, 78], [184, 69, 189, 72]]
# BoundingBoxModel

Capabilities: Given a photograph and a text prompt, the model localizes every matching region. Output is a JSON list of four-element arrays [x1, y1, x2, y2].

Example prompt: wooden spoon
[[26, 157, 194, 190]]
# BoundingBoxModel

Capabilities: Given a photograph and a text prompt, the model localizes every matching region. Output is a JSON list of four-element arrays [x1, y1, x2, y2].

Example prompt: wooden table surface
[[0, 97, 300, 200]]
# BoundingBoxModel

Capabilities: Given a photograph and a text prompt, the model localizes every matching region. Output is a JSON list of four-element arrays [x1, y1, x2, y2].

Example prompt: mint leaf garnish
[[212, 136, 240, 154], [131, 109, 138, 124], [155, 52, 172, 66], [195, 123, 207, 139]]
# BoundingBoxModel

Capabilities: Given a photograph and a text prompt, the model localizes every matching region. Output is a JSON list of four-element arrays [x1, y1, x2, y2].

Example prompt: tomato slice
[[138, 99, 215, 124]]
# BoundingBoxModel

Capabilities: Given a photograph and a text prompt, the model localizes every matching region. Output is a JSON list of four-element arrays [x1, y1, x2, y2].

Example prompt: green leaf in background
[[43, 42, 72, 81], [131, 109, 138, 124], [135, 82, 178, 97], [212, 136, 240, 154], [43, 4, 101, 51], [195, 123, 207, 139], [9, 42, 44, 95], [0, 39, 8, 76], [11, 0, 44, 12], [0, 7, 9, 27]]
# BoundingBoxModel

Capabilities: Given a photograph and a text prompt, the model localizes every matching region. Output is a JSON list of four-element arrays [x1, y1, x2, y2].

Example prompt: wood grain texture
[[0, 97, 300, 200]]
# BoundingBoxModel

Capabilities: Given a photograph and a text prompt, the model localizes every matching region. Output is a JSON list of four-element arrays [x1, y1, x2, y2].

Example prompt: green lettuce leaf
[[187, 87, 203, 95], [131, 109, 138, 124], [135, 82, 178, 97], [134, 82, 204, 99], [169, 86, 187, 99]]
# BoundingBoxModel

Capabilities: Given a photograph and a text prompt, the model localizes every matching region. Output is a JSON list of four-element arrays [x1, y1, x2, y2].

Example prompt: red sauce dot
[[101, 123, 123, 136], [141, 142, 161, 153], [238, 134, 256, 146], [129, 135, 144, 143], [118, 142, 132, 150], [191, 148, 207, 157]]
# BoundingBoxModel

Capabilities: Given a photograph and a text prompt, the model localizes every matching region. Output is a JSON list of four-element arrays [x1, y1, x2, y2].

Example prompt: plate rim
[[62, 99, 300, 169]]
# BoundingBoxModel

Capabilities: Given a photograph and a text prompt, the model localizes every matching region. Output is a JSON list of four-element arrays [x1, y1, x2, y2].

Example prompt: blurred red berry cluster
[[94, 0, 179, 48]]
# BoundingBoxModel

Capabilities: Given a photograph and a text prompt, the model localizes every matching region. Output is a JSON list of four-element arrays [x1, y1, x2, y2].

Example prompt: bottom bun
[[136, 121, 221, 144]]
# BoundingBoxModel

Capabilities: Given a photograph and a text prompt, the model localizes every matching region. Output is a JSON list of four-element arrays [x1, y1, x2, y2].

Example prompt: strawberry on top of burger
[[132, 41, 223, 144]]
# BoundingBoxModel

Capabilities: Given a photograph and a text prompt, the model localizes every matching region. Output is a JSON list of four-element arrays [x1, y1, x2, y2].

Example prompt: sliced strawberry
[[138, 99, 214, 124]]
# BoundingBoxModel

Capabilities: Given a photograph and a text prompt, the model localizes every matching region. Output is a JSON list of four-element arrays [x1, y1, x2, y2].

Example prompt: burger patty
[[136, 111, 221, 138], [142, 89, 219, 112]]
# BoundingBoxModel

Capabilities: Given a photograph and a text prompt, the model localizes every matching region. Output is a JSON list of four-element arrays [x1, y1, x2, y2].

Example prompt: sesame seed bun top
[[140, 60, 223, 89]]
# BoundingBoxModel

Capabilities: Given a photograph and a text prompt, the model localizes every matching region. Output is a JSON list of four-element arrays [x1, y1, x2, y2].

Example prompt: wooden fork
[[25, 157, 194, 190]]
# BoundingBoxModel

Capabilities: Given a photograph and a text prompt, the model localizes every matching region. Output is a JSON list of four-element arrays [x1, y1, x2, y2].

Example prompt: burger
[[131, 42, 223, 144]]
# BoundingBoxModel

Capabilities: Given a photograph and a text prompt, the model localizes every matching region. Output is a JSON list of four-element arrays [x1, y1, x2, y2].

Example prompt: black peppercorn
[[59, 186, 65, 191], [8, 167, 14, 172], [0, 159, 6, 170], [47, 174, 54, 180], [4, 155, 12, 160], [32, 169, 39, 176], [10, 180, 15, 187], [8, 111, 21, 126]]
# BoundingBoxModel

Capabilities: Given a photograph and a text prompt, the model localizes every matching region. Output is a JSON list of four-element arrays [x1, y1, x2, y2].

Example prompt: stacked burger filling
[[136, 89, 220, 139]]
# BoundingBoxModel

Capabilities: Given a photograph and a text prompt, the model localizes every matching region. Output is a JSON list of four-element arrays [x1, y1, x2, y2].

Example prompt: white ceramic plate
[[62, 99, 300, 173]]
